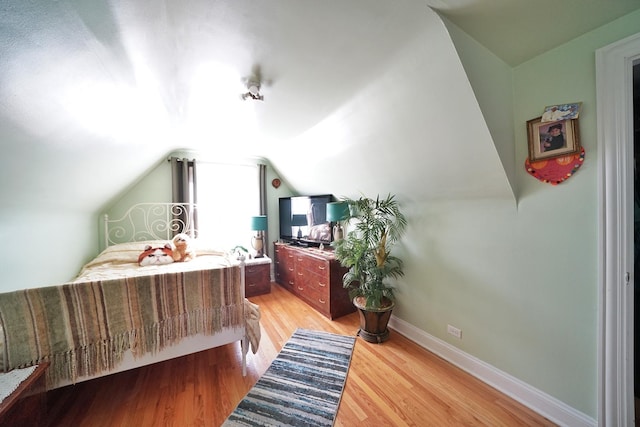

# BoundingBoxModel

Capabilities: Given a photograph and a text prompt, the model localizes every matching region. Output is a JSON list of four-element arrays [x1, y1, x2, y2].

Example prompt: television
[[279, 194, 334, 246]]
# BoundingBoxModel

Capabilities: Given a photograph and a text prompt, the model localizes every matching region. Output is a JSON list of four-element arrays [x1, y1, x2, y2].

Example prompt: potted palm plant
[[332, 194, 407, 343]]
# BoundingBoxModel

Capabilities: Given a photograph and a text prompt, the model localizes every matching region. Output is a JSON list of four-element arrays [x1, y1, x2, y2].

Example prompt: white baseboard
[[388, 316, 596, 427]]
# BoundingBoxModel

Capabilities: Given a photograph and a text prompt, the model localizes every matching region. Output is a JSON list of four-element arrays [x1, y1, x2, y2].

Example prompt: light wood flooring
[[45, 283, 556, 426]]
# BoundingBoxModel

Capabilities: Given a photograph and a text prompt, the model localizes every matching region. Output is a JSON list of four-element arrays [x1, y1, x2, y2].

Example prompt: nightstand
[[244, 256, 272, 297]]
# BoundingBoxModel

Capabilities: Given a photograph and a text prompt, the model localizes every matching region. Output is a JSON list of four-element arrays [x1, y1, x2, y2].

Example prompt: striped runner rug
[[223, 328, 356, 426]]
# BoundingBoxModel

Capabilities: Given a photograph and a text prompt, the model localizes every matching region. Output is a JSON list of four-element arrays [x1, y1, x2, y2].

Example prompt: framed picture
[[527, 116, 580, 162], [541, 102, 582, 122]]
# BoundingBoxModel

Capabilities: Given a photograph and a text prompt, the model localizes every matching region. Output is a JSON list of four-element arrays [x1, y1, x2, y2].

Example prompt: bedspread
[[0, 265, 243, 388], [73, 240, 231, 282]]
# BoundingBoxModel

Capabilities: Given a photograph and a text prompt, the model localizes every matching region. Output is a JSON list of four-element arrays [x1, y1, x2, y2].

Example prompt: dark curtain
[[170, 157, 198, 237], [259, 163, 268, 256]]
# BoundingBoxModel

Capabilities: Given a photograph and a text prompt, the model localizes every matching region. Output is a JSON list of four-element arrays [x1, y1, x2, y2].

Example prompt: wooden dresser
[[273, 243, 355, 319]]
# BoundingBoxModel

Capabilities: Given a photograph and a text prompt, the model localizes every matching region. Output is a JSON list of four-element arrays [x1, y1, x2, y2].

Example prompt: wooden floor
[[45, 283, 555, 426]]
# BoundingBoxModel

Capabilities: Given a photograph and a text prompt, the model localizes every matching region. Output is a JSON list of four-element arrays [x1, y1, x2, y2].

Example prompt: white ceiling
[[1, 0, 639, 211]]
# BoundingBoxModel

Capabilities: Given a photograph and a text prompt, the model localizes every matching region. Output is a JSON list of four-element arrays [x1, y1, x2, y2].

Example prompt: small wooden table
[[0, 363, 49, 426], [245, 256, 272, 297]]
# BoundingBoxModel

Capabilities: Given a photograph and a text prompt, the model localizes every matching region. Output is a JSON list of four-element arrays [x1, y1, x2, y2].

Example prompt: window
[[196, 162, 260, 249]]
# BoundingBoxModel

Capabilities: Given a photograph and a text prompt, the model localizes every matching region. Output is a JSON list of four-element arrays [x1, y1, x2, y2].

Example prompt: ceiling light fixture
[[241, 80, 263, 101], [241, 65, 267, 101]]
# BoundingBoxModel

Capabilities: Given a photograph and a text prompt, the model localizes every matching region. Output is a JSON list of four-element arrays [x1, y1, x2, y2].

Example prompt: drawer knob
[[318, 298, 326, 304], [318, 266, 326, 270], [318, 282, 326, 287]]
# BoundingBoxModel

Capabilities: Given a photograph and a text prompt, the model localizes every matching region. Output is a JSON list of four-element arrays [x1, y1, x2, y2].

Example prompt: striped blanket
[[0, 265, 243, 388]]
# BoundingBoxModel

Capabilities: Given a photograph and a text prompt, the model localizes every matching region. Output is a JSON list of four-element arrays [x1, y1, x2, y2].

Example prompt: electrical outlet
[[447, 324, 462, 339]]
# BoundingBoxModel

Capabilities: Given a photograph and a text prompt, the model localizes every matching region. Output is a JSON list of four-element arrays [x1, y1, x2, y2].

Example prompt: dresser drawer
[[296, 255, 330, 276], [297, 270, 330, 296], [294, 279, 330, 315], [274, 246, 295, 291], [277, 262, 296, 289]]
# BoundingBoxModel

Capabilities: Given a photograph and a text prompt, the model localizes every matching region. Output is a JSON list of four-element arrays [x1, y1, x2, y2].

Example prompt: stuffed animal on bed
[[138, 244, 175, 266], [172, 233, 196, 262]]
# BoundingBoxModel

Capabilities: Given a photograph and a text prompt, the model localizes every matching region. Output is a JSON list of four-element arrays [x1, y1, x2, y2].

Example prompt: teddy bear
[[138, 244, 175, 266], [172, 233, 196, 262]]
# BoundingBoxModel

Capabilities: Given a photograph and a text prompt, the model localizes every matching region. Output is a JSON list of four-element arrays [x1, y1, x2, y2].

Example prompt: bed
[[0, 203, 259, 390]]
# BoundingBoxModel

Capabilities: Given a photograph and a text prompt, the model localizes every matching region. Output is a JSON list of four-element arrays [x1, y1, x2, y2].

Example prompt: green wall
[[392, 10, 640, 418], [0, 207, 96, 291]]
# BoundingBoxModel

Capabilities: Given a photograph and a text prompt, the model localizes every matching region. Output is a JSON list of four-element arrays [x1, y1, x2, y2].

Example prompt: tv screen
[[279, 195, 333, 246]]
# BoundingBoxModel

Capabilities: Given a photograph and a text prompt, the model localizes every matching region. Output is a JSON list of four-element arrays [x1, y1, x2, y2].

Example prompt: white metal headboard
[[103, 203, 198, 247]]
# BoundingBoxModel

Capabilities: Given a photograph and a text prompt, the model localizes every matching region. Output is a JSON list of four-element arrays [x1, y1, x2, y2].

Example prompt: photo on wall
[[540, 102, 582, 122], [527, 116, 581, 162]]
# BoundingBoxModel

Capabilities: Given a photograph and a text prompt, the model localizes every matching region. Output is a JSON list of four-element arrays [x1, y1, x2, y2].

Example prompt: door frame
[[596, 32, 640, 426]]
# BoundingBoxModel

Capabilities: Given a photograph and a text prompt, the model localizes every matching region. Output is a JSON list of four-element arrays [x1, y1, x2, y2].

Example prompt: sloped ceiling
[[1, 0, 639, 211], [432, 0, 640, 67]]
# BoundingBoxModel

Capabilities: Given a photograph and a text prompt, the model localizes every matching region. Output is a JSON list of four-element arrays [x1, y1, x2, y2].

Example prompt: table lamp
[[291, 214, 307, 239], [326, 201, 349, 241], [250, 215, 268, 258]]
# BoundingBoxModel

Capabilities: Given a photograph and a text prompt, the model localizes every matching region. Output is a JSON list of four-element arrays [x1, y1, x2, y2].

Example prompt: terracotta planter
[[353, 296, 395, 343]]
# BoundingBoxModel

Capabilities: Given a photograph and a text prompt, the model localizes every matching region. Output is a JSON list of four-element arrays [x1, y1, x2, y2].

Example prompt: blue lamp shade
[[250, 215, 268, 231], [291, 214, 308, 227], [326, 202, 349, 222]]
